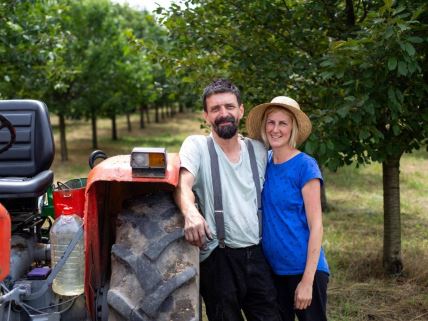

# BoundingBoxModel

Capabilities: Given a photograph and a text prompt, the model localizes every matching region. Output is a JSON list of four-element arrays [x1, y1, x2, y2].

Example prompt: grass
[[50, 111, 428, 320], [323, 150, 428, 321]]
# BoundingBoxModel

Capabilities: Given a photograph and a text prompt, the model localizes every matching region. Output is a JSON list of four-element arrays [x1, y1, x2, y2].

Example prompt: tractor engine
[[0, 101, 86, 321]]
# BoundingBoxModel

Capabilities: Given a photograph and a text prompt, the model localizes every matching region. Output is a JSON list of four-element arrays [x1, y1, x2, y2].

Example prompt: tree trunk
[[319, 165, 329, 212], [161, 105, 165, 120], [345, 0, 355, 26], [382, 157, 403, 275], [112, 114, 117, 140], [155, 106, 160, 123], [126, 113, 132, 132], [139, 106, 145, 129], [59, 113, 68, 161], [179, 103, 184, 113], [91, 109, 98, 149], [146, 106, 150, 124]]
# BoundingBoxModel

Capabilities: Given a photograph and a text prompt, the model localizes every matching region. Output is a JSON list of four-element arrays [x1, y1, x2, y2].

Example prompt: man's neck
[[211, 131, 241, 163]]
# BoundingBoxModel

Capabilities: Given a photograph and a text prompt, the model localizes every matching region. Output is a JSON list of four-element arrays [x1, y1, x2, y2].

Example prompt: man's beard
[[213, 116, 238, 139]]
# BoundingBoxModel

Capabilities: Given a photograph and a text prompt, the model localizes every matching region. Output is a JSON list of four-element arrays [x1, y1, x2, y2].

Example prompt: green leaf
[[397, 61, 408, 76], [320, 59, 333, 67], [407, 36, 423, 43], [359, 129, 370, 140], [407, 62, 418, 74], [337, 106, 350, 118], [392, 6, 406, 16], [383, 0, 393, 11], [353, 113, 362, 123], [365, 103, 375, 116], [324, 116, 334, 123], [332, 40, 346, 49], [404, 43, 416, 56], [397, 23, 409, 31], [384, 26, 394, 39], [392, 124, 400, 135], [6, 21, 23, 32], [395, 89, 403, 103], [387, 57, 397, 71], [320, 71, 334, 79], [388, 87, 396, 104], [304, 141, 314, 154]]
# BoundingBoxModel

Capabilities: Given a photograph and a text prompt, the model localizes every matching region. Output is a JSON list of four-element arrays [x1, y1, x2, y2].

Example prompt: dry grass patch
[[324, 150, 428, 321]]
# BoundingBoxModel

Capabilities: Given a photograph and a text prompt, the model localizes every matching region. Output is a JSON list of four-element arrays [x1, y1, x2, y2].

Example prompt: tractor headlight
[[130, 147, 167, 178]]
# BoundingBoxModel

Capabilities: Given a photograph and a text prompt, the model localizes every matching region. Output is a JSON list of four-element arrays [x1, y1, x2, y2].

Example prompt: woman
[[246, 96, 330, 321]]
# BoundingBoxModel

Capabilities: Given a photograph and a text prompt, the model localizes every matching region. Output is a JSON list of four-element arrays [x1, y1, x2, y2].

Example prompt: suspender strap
[[244, 138, 263, 238], [207, 136, 226, 248], [206, 136, 263, 248]]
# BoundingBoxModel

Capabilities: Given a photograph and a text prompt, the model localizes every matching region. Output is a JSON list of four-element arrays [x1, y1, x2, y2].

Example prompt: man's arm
[[174, 168, 212, 248]]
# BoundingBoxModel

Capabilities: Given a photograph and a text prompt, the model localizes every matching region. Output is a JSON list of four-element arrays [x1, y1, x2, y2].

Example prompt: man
[[174, 79, 280, 321]]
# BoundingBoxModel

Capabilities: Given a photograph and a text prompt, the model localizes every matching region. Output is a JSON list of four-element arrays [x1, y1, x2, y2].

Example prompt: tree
[[0, 0, 80, 161], [1, 0, 164, 156], [161, 0, 428, 274], [314, 0, 427, 274]]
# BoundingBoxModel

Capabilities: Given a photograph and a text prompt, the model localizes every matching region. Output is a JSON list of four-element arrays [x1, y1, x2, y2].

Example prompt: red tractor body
[[0, 100, 199, 321], [0, 204, 11, 281]]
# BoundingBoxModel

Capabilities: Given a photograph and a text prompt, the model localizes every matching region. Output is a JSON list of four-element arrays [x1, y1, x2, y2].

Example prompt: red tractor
[[0, 100, 199, 321]]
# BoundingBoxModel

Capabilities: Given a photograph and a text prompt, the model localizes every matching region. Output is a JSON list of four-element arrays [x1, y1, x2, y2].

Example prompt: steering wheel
[[0, 114, 16, 154]]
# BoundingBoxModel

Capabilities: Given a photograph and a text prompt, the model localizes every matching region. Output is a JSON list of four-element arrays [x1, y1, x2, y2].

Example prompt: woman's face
[[265, 109, 293, 149]]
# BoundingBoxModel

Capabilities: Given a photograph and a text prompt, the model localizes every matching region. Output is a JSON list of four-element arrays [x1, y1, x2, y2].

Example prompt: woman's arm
[[294, 178, 323, 310]]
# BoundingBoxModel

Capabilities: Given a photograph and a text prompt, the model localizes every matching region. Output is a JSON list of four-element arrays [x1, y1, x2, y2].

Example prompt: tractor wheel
[[107, 191, 199, 321]]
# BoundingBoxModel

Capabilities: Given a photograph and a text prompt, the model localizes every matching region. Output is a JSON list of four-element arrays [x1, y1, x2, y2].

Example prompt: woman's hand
[[294, 279, 313, 310]]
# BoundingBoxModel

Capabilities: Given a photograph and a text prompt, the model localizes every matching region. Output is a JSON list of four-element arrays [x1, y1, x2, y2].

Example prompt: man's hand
[[183, 208, 212, 248], [174, 168, 213, 248]]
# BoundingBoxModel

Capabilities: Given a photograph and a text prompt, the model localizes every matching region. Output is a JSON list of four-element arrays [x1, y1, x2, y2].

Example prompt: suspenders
[[206, 136, 262, 248]]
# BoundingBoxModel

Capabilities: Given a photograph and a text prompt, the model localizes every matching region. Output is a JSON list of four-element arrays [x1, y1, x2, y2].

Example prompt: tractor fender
[[83, 153, 181, 320]]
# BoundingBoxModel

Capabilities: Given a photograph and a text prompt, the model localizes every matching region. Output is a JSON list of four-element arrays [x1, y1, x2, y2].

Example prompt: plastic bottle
[[50, 206, 84, 295]]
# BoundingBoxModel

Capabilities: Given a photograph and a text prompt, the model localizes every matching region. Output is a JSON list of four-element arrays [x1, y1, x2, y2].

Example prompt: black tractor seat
[[0, 172, 53, 198], [0, 100, 54, 200]]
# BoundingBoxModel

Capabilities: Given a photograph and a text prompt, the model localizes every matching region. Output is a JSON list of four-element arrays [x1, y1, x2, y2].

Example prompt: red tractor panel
[[0, 204, 11, 281]]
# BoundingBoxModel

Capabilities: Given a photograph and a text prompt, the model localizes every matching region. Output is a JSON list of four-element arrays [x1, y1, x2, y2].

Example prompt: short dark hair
[[202, 79, 241, 111]]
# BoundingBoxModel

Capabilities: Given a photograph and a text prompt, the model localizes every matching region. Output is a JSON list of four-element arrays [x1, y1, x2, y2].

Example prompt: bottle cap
[[62, 206, 74, 215]]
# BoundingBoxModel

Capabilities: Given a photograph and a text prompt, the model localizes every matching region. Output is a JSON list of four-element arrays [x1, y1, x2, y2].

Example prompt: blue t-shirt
[[262, 151, 330, 275]]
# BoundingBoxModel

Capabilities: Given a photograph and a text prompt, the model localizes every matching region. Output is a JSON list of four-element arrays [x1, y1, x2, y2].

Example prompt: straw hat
[[246, 96, 312, 146]]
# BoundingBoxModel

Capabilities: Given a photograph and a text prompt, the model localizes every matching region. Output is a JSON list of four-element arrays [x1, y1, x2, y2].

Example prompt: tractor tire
[[107, 192, 199, 321]]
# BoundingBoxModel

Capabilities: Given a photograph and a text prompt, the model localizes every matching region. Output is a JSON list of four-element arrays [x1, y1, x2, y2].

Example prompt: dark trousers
[[200, 244, 281, 321], [274, 271, 329, 321]]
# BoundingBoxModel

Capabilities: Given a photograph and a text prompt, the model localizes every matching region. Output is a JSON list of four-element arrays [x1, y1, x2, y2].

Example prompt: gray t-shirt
[[179, 134, 267, 261]]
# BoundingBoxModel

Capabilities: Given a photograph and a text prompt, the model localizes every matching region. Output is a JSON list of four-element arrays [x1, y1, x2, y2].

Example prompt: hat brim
[[246, 102, 312, 146]]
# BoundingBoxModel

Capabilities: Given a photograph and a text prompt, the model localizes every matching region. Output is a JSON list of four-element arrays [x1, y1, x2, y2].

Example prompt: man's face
[[204, 92, 244, 139]]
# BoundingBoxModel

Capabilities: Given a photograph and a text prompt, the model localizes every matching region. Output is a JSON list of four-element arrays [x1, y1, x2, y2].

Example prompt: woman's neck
[[272, 145, 300, 164]]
